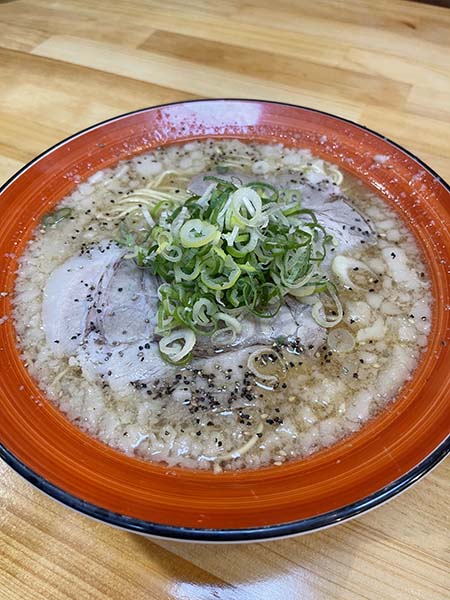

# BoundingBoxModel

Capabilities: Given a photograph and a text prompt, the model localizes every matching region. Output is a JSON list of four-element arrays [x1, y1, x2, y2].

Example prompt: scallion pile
[[121, 176, 338, 364]]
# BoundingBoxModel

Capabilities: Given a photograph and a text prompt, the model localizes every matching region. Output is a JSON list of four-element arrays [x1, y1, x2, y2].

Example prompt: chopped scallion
[[121, 176, 339, 361]]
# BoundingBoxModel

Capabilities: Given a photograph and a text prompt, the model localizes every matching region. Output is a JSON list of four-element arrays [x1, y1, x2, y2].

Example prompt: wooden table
[[1, 1, 449, 598]]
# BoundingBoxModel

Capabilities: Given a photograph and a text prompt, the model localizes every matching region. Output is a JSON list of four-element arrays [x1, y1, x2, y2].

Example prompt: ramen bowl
[[0, 99, 449, 542]]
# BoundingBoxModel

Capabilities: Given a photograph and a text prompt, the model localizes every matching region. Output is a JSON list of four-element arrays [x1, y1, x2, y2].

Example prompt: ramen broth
[[13, 140, 432, 471]]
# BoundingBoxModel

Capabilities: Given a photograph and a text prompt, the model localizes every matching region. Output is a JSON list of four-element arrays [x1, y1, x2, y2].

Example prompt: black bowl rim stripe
[[1, 99, 449, 542]]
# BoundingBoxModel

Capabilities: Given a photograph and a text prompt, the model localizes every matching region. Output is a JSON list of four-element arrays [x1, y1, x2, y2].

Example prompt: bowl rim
[[1, 98, 449, 542], [1, 434, 448, 541]]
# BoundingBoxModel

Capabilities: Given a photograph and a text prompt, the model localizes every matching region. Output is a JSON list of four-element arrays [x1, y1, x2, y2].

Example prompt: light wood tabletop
[[1, 1, 449, 599]]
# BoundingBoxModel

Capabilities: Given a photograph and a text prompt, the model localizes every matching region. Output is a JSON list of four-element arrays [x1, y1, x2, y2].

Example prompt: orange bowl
[[0, 100, 449, 541]]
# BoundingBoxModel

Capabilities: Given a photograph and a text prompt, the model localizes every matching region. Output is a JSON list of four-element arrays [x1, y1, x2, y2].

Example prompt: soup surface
[[13, 140, 432, 471]]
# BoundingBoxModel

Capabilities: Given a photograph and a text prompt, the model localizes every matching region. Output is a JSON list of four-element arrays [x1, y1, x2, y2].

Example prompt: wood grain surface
[[0, 1, 449, 599]]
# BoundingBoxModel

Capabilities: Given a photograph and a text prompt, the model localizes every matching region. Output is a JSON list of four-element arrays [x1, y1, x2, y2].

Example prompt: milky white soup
[[13, 140, 432, 472]]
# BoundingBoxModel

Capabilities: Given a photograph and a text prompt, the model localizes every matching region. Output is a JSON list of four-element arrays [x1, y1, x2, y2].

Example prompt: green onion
[[159, 328, 196, 364], [311, 284, 343, 328], [200, 255, 241, 291], [179, 219, 220, 248], [42, 207, 73, 227], [120, 175, 339, 362]]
